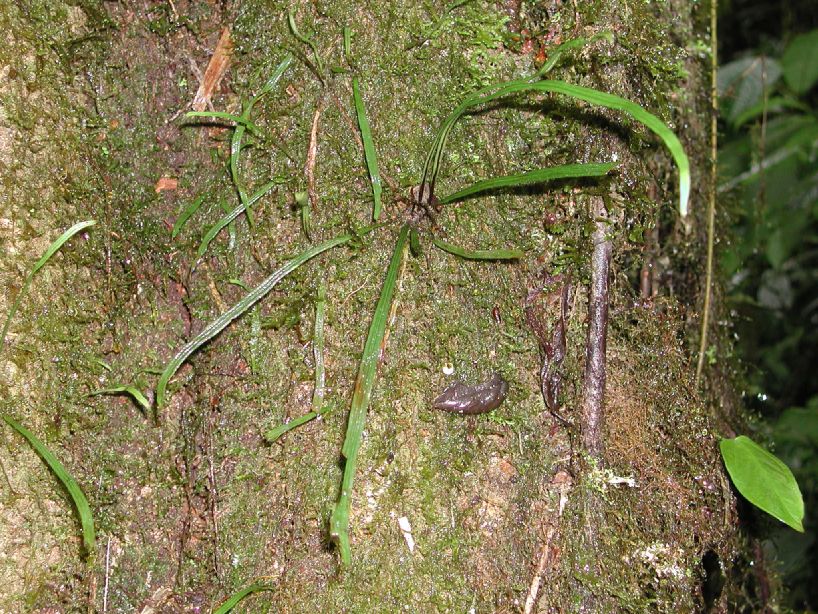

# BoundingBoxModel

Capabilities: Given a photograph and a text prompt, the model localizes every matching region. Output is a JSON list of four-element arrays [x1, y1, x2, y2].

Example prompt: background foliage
[[719, 1, 818, 606]]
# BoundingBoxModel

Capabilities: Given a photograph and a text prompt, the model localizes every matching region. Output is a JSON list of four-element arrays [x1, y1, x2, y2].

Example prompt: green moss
[[0, 0, 753, 610]]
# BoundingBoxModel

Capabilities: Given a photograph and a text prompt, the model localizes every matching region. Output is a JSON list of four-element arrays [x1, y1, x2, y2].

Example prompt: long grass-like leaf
[[230, 128, 253, 228], [330, 225, 410, 565], [157, 233, 355, 410], [409, 228, 422, 257], [2, 414, 96, 557], [352, 78, 383, 221], [432, 239, 523, 260], [288, 11, 324, 75], [213, 582, 273, 614], [343, 26, 352, 63], [250, 55, 295, 106], [1, 220, 96, 354], [296, 191, 312, 239], [89, 386, 151, 414], [438, 162, 615, 205], [265, 403, 333, 443], [197, 181, 275, 258], [229, 56, 294, 229], [312, 281, 327, 410], [220, 200, 237, 249], [534, 32, 613, 78], [422, 79, 690, 216], [227, 278, 262, 373], [172, 195, 206, 238]]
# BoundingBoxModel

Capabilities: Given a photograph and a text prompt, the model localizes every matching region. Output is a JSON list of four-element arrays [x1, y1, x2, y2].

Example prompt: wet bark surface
[[0, 0, 758, 611]]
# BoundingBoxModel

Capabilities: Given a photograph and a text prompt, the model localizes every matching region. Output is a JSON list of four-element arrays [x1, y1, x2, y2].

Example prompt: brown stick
[[305, 103, 323, 211], [523, 523, 558, 614], [523, 470, 572, 613], [581, 198, 611, 460]]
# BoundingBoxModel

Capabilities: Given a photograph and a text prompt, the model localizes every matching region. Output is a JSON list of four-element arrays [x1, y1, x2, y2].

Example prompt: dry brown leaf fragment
[[154, 177, 178, 193], [192, 27, 233, 112]]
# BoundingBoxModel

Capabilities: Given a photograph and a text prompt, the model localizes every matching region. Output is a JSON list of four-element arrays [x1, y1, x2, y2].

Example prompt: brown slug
[[433, 373, 509, 415]]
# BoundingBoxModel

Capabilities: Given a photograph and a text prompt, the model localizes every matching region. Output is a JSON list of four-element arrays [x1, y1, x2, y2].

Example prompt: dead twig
[[305, 102, 324, 211], [103, 536, 112, 613], [523, 471, 573, 613], [524, 523, 559, 614], [573, 197, 611, 614], [581, 198, 610, 460]]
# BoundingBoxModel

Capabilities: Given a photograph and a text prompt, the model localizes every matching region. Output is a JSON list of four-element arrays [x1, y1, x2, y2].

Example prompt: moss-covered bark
[[0, 0, 767, 611]]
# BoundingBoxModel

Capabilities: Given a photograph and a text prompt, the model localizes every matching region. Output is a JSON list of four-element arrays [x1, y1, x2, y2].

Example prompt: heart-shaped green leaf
[[720, 436, 804, 532]]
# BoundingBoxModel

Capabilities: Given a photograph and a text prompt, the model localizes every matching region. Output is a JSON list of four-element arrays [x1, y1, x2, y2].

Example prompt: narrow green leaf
[[296, 191, 312, 239], [229, 56, 294, 229], [352, 78, 383, 221], [250, 55, 295, 106], [213, 582, 273, 614], [89, 386, 151, 414], [720, 435, 805, 532], [438, 163, 615, 205], [265, 403, 333, 443], [288, 10, 324, 75], [343, 26, 352, 62], [92, 358, 112, 371], [172, 195, 206, 238], [409, 228, 422, 257], [330, 225, 410, 565], [28, 220, 96, 281], [230, 122, 253, 228], [423, 79, 690, 216], [1, 220, 96, 354], [2, 414, 96, 557], [534, 31, 613, 77], [157, 233, 355, 410], [433, 238, 524, 260], [197, 181, 275, 259], [312, 282, 327, 411]]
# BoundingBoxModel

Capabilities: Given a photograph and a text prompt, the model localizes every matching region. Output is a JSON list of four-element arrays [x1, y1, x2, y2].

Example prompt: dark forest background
[[719, 0, 818, 608]]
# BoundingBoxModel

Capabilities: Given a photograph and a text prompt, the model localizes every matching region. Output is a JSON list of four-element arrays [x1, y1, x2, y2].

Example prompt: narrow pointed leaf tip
[[213, 582, 273, 614], [720, 435, 804, 532], [1, 220, 96, 354], [352, 78, 383, 220], [2, 414, 97, 557]]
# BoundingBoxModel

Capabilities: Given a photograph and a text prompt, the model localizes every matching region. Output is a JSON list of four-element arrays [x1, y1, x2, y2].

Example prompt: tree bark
[[0, 0, 762, 611]]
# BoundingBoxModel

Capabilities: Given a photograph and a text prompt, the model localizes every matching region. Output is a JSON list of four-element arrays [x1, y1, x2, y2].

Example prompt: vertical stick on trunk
[[582, 197, 611, 460]]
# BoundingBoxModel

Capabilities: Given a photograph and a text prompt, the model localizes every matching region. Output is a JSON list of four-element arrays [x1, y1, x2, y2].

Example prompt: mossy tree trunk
[[0, 0, 764, 611]]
